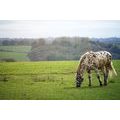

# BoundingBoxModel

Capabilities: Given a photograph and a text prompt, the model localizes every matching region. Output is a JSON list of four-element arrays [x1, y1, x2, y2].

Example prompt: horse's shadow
[[64, 85, 104, 90]]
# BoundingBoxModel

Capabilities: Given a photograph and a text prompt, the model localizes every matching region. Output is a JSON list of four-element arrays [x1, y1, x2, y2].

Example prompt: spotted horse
[[76, 51, 117, 87]]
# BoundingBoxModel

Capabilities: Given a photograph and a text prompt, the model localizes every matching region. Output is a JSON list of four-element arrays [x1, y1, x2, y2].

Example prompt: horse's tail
[[109, 61, 117, 78]]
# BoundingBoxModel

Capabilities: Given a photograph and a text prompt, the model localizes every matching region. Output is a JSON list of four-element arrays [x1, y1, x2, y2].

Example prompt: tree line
[[28, 37, 120, 60], [0, 37, 120, 61]]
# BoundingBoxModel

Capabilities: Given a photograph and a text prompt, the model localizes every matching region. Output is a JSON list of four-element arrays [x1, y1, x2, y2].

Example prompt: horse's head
[[76, 72, 84, 87]]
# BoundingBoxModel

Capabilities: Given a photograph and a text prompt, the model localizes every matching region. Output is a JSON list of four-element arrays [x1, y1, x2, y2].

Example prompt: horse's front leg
[[88, 70, 92, 86]]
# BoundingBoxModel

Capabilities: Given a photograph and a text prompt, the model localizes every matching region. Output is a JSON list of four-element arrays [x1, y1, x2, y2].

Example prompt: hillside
[[92, 37, 120, 43]]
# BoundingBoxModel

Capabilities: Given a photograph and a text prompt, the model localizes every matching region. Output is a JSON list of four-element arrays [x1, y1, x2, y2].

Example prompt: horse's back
[[80, 51, 112, 70], [95, 51, 112, 63], [95, 51, 111, 58]]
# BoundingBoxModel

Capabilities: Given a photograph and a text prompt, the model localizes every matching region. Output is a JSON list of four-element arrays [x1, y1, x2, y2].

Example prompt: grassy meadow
[[0, 60, 120, 100]]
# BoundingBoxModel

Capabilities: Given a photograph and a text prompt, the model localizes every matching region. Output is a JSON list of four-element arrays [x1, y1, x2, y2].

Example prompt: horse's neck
[[77, 63, 85, 75]]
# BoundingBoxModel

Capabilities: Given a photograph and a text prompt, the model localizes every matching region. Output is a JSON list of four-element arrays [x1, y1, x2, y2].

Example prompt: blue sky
[[0, 20, 120, 38]]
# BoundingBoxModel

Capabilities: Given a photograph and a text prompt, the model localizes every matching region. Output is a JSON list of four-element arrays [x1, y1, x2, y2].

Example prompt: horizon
[[0, 36, 120, 39]]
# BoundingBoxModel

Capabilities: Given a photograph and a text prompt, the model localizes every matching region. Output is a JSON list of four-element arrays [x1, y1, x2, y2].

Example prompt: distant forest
[[0, 37, 120, 61]]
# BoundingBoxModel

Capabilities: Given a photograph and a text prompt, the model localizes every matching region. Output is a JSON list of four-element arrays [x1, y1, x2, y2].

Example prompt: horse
[[76, 51, 117, 87]]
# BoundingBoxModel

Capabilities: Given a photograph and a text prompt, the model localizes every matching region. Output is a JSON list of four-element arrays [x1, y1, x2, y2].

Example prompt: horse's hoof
[[104, 83, 107, 86], [100, 84, 103, 86], [89, 84, 91, 87], [76, 85, 81, 88]]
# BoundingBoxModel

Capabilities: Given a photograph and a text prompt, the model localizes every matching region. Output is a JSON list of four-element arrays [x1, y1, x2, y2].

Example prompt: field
[[0, 46, 31, 61], [0, 60, 120, 100]]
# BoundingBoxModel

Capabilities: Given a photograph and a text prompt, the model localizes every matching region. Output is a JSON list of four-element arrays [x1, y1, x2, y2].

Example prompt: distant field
[[0, 46, 31, 61], [0, 60, 120, 100], [0, 51, 30, 61]]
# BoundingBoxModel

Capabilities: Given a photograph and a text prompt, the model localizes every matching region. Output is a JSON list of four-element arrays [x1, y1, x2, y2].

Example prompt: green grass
[[0, 60, 120, 100], [0, 46, 31, 61]]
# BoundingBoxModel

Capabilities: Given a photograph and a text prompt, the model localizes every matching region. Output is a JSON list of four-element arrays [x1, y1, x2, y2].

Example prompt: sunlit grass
[[0, 60, 119, 100]]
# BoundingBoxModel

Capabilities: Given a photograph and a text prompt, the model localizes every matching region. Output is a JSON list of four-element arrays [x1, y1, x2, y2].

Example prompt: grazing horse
[[76, 51, 117, 87]]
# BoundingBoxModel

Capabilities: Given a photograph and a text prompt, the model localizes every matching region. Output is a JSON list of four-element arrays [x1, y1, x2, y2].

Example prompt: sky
[[0, 20, 120, 38]]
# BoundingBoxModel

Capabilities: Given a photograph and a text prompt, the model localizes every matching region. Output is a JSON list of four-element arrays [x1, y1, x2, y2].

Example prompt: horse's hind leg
[[104, 67, 109, 86], [95, 69, 102, 86], [88, 70, 92, 86]]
